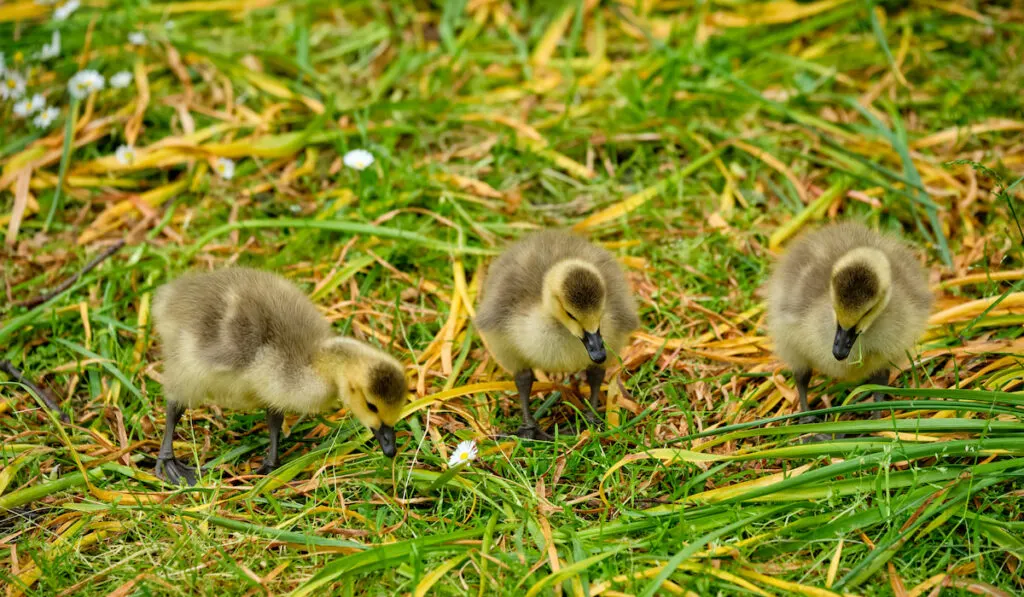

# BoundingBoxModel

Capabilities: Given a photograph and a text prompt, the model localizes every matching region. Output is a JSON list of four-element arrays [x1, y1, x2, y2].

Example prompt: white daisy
[[110, 71, 133, 89], [214, 157, 235, 180], [13, 99, 34, 118], [128, 31, 146, 46], [33, 106, 59, 129], [29, 94, 46, 112], [68, 69, 104, 99], [447, 439, 478, 468], [53, 0, 80, 21], [343, 149, 375, 171], [1, 71, 27, 100], [115, 144, 136, 165], [39, 31, 61, 60]]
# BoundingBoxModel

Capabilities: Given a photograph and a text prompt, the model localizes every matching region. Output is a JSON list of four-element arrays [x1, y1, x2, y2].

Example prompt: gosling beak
[[581, 330, 606, 364], [832, 324, 858, 361], [373, 424, 397, 458]]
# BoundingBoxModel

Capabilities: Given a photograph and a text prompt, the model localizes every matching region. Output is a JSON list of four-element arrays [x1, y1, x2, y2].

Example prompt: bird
[[151, 267, 408, 485], [765, 221, 933, 428], [475, 229, 640, 440]]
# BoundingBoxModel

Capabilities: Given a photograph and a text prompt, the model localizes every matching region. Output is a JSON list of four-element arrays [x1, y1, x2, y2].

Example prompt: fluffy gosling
[[476, 229, 640, 440], [766, 221, 933, 425], [152, 267, 407, 485]]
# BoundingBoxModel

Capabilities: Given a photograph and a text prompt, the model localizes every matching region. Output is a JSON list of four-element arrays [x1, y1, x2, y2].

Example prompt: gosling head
[[542, 259, 608, 364], [320, 339, 408, 457], [829, 247, 893, 361]]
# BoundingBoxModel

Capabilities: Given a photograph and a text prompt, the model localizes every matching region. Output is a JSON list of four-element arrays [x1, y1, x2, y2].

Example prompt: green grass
[[2, 1, 1024, 595]]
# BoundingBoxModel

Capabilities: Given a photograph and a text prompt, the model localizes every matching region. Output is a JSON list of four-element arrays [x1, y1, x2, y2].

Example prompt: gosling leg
[[584, 365, 606, 429], [866, 368, 891, 420], [795, 369, 817, 425], [513, 369, 553, 441], [255, 409, 284, 474], [795, 369, 832, 443], [156, 401, 198, 486]]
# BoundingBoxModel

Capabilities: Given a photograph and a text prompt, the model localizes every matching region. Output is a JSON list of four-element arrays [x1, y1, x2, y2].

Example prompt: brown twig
[[15, 239, 126, 309], [0, 360, 70, 422]]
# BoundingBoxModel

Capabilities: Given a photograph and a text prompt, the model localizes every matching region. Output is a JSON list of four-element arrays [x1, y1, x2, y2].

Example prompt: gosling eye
[[566, 311, 578, 322], [367, 403, 379, 414]]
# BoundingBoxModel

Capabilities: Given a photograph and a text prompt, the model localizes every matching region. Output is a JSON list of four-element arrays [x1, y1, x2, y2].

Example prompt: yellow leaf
[[710, 0, 852, 28], [0, 1, 48, 23]]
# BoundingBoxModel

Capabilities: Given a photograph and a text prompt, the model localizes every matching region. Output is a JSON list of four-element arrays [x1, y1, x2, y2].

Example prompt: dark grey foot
[[584, 411, 605, 430], [255, 460, 278, 475], [796, 415, 839, 443], [156, 457, 198, 486], [515, 424, 554, 441]]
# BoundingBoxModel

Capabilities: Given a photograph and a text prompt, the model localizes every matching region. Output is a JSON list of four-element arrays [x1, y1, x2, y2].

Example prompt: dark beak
[[373, 424, 397, 458], [581, 330, 606, 364], [832, 324, 858, 361]]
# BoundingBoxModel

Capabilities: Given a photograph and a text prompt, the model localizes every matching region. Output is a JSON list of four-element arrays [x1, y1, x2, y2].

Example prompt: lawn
[[2, 1, 1024, 595]]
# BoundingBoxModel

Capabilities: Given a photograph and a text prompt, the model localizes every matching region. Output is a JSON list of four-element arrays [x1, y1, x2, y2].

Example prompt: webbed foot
[[255, 460, 278, 475], [515, 424, 554, 442], [156, 457, 198, 486], [583, 411, 605, 430]]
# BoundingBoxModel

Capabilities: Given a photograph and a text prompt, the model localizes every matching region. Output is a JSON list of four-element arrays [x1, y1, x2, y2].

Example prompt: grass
[[2, 0, 1023, 595]]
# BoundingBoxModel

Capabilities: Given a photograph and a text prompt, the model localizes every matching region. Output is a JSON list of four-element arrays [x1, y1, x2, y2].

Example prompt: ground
[[1, 1, 1023, 596]]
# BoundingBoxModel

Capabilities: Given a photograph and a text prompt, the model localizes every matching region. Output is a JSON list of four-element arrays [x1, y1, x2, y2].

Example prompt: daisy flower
[[115, 145, 136, 166], [33, 106, 59, 129], [29, 94, 46, 112], [13, 99, 34, 118], [343, 149, 375, 171], [53, 0, 80, 21], [39, 31, 61, 60], [1, 71, 26, 100], [110, 71, 133, 89], [214, 157, 235, 180], [68, 69, 104, 99], [128, 31, 146, 46], [447, 439, 478, 468]]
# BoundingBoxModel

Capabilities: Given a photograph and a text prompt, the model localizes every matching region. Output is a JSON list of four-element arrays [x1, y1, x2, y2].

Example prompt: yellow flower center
[[14, 51, 23, 63], [5, 80, 15, 89], [459, 452, 469, 461]]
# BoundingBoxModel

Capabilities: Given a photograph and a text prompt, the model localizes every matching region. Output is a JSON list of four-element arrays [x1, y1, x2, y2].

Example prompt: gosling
[[765, 221, 933, 425], [476, 229, 640, 440], [152, 267, 407, 485]]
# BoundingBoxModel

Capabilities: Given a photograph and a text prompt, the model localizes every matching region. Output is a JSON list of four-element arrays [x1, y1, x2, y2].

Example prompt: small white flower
[[1, 71, 26, 100], [214, 157, 235, 180], [447, 439, 478, 468], [115, 144, 136, 165], [343, 149, 375, 171], [68, 69, 104, 99], [53, 0, 80, 21], [39, 31, 61, 60], [29, 94, 46, 112], [128, 31, 146, 46], [33, 106, 59, 129], [164, 21, 175, 30], [0, 52, 6, 74], [13, 99, 34, 118], [110, 71, 133, 89]]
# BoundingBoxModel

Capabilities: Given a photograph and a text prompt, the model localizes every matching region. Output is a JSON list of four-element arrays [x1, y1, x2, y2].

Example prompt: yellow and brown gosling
[[766, 221, 933, 427], [475, 229, 640, 440], [152, 267, 407, 485]]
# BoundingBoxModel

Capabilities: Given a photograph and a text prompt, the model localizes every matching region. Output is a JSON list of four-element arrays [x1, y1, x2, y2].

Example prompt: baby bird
[[766, 221, 933, 424], [476, 229, 640, 440], [152, 267, 407, 485]]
